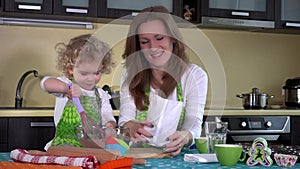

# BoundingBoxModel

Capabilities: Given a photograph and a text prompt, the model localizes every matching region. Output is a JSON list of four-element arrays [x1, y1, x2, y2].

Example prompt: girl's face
[[69, 60, 102, 90], [138, 19, 173, 68]]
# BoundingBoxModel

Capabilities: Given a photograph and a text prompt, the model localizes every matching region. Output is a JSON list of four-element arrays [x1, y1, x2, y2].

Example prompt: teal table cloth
[[0, 153, 12, 162], [1, 149, 299, 168]]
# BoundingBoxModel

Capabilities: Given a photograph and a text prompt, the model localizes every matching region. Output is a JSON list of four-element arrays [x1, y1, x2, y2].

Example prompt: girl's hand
[[105, 121, 117, 128], [104, 122, 117, 140], [122, 120, 153, 142], [68, 83, 81, 98], [163, 130, 192, 156]]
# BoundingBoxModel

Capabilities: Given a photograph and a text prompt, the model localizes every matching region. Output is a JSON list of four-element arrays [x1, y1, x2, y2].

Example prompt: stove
[[221, 116, 291, 145]]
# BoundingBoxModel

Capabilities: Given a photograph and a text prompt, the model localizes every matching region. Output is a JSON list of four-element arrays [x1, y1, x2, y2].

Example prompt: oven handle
[[30, 122, 54, 127], [228, 129, 289, 134]]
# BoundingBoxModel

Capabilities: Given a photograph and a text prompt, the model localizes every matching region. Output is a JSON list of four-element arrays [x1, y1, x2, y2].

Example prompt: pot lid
[[242, 88, 268, 96], [283, 77, 300, 89]]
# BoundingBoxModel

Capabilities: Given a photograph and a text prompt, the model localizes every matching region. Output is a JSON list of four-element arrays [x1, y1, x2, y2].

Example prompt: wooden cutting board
[[46, 146, 169, 159], [126, 147, 171, 158], [46, 146, 120, 164], [69, 138, 170, 159]]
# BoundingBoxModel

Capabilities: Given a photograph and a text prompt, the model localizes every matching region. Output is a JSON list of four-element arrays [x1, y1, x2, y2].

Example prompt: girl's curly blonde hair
[[55, 34, 115, 79]]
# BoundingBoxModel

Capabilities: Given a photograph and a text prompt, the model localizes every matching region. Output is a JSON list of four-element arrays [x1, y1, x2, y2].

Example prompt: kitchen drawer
[[8, 117, 55, 151]]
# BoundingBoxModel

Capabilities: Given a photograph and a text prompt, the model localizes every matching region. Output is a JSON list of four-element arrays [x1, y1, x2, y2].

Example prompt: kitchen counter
[[0, 109, 54, 117], [0, 109, 299, 117], [205, 109, 300, 116], [0, 109, 120, 117]]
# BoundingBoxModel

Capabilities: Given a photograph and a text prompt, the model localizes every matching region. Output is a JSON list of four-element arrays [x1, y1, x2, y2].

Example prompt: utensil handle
[[72, 97, 84, 113], [68, 83, 84, 113], [236, 94, 244, 98]]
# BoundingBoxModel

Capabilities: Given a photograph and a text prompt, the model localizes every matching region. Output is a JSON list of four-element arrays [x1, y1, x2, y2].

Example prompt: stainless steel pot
[[110, 90, 120, 110], [236, 88, 274, 109], [282, 77, 300, 108]]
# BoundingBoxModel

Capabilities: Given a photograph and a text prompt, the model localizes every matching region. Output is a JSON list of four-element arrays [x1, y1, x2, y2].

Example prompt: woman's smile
[[150, 50, 164, 57]]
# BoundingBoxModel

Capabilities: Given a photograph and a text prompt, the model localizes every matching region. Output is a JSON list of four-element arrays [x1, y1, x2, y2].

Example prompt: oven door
[[221, 116, 290, 144]]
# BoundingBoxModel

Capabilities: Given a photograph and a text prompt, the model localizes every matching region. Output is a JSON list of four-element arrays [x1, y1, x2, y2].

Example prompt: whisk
[[72, 97, 105, 140]]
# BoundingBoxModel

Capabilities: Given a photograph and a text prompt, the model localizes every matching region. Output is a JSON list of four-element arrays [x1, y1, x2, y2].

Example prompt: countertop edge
[[0, 110, 54, 117], [204, 109, 300, 116], [0, 110, 120, 117], [0, 109, 299, 117]]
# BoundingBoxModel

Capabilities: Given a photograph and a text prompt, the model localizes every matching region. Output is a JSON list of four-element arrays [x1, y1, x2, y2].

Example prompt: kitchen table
[[1, 149, 299, 169]]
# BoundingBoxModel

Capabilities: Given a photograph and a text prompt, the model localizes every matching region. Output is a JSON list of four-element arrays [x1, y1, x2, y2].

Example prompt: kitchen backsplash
[[0, 23, 299, 109]]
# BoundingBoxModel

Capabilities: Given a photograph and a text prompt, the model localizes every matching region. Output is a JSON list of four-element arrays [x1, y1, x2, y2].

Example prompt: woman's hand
[[163, 130, 192, 156], [122, 120, 153, 142]]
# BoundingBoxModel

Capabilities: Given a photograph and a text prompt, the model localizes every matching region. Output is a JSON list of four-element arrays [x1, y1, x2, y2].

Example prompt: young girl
[[40, 34, 116, 150]]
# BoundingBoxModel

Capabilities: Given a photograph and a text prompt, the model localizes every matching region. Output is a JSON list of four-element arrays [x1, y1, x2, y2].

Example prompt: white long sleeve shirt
[[118, 64, 208, 142]]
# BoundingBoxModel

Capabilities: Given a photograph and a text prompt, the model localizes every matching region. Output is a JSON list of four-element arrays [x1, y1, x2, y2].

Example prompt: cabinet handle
[[18, 4, 41, 11], [66, 8, 88, 14], [30, 122, 54, 127], [286, 22, 300, 28], [231, 11, 249, 17], [131, 12, 139, 17]]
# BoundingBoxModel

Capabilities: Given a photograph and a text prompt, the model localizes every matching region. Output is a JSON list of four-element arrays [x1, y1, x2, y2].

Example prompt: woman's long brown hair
[[122, 6, 190, 111]]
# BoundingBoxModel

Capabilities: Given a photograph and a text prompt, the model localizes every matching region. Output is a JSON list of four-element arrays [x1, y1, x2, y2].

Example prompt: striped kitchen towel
[[10, 149, 98, 169]]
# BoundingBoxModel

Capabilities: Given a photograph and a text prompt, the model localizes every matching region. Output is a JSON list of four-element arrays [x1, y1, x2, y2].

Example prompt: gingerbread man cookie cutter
[[246, 137, 273, 167]]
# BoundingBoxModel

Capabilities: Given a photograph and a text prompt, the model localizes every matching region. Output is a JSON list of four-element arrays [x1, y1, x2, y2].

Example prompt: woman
[[118, 6, 208, 155]]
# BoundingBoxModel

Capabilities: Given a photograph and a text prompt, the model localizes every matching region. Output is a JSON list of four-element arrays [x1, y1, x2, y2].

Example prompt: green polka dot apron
[[136, 84, 185, 147], [51, 89, 101, 147]]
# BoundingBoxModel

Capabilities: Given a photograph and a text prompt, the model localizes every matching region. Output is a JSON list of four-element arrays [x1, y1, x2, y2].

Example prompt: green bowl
[[215, 144, 243, 166]]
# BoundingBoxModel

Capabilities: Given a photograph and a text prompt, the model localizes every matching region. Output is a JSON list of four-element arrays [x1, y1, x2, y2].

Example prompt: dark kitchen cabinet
[[53, 0, 97, 17], [4, 0, 52, 14], [0, 0, 4, 12], [275, 0, 300, 29], [202, 0, 274, 20], [201, 0, 275, 28], [7, 117, 55, 151], [290, 116, 300, 145], [98, 0, 182, 19], [0, 118, 8, 152]]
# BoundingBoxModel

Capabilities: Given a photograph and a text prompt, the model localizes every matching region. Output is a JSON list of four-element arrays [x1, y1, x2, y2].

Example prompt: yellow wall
[[0, 23, 299, 109], [193, 29, 300, 108]]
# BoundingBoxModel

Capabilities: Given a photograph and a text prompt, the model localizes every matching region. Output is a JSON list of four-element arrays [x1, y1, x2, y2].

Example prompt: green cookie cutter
[[246, 137, 273, 167]]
